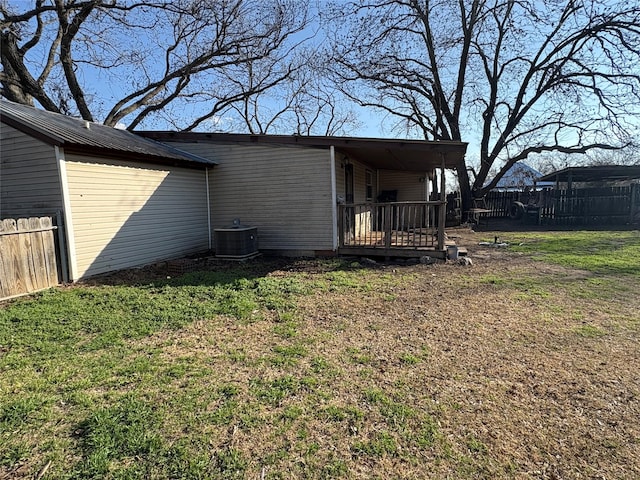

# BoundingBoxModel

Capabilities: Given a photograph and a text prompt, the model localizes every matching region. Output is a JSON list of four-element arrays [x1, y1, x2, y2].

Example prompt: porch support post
[[425, 171, 432, 228], [330, 146, 339, 250], [437, 155, 447, 251]]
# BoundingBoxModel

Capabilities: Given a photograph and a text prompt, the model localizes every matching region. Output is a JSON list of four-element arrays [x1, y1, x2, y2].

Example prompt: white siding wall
[[379, 170, 427, 201], [64, 155, 209, 278], [0, 123, 62, 218], [163, 142, 334, 254], [334, 154, 375, 203]]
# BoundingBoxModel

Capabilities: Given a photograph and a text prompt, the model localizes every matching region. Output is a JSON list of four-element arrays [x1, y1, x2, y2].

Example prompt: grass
[[1, 232, 640, 478], [504, 230, 640, 276]]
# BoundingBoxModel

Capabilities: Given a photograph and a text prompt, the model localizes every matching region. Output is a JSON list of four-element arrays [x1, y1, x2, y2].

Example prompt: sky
[[4, 0, 639, 178]]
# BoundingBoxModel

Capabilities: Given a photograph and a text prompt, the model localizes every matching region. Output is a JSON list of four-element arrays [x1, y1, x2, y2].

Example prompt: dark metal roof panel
[[538, 165, 640, 183], [0, 100, 217, 167]]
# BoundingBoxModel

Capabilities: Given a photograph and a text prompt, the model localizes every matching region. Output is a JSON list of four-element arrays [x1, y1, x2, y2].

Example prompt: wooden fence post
[[631, 183, 640, 225], [384, 205, 392, 250]]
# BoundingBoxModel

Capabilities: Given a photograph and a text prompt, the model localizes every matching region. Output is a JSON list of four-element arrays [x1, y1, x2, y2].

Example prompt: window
[[365, 170, 374, 202]]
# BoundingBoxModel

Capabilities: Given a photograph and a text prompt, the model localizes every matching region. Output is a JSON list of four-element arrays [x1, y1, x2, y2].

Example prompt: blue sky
[[5, 0, 639, 176]]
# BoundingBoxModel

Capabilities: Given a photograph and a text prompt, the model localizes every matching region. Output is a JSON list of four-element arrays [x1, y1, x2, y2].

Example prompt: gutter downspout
[[437, 155, 447, 251], [330, 146, 338, 251], [55, 146, 79, 282], [425, 171, 432, 228]]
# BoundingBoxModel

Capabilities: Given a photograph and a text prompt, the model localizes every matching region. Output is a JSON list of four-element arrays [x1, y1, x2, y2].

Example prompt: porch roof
[[136, 132, 467, 171], [538, 165, 640, 183]]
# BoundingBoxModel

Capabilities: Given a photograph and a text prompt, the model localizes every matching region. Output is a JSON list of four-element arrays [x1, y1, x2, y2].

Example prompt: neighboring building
[[0, 100, 216, 281], [538, 165, 640, 188], [485, 162, 553, 191]]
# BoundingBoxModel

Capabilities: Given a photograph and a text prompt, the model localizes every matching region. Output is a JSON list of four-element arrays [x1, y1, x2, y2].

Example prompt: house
[[485, 162, 553, 191], [1, 100, 468, 284], [138, 132, 467, 258], [0, 100, 217, 281]]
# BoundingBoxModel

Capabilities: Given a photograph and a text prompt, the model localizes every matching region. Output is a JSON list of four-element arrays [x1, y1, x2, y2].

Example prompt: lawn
[[1, 229, 639, 479]]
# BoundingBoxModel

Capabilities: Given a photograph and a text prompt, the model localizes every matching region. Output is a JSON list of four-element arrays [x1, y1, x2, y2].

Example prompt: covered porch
[[329, 137, 467, 258]]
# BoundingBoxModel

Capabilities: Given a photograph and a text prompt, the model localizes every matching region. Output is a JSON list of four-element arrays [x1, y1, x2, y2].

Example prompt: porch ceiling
[[334, 141, 466, 172], [136, 131, 467, 172]]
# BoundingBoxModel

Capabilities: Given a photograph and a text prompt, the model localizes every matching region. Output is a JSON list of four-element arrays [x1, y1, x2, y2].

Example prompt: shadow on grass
[[472, 217, 639, 233], [82, 255, 377, 289], [0, 256, 383, 358]]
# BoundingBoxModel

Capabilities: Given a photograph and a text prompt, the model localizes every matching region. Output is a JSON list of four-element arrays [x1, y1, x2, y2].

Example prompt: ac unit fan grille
[[214, 227, 258, 258]]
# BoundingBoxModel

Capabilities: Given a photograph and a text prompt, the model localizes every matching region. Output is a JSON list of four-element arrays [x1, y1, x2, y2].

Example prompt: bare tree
[[219, 47, 361, 135], [1, 0, 310, 130], [326, 0, 640, 209]]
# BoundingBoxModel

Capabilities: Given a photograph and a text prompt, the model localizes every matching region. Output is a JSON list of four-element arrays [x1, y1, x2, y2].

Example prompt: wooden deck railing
[[338, 202, 443, 251]]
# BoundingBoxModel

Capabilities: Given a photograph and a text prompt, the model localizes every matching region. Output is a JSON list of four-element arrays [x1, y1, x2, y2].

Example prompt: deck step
[[457, 247, 468, 256]]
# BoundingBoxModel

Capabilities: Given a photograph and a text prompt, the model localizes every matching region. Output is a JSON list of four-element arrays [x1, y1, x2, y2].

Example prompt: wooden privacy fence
[[545, 186, 634, 225], [484, 191, 521, 217], [484, 185, 639, 226], [0, 216, 60, 301]]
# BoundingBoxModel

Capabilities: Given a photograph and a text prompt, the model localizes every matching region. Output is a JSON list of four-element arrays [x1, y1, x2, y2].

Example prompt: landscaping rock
[[420, 256, 437, 265]]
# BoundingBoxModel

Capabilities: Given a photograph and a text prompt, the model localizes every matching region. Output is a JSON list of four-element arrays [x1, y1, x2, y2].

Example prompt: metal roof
[[538, 165, 640, 183], [137, 131, 468, 171], [0, 100, 216, 168]]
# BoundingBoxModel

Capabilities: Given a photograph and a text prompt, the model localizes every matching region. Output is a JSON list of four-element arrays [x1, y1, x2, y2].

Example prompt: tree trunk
[[0, 60, 34, 106], [457, 162, 473, 212]]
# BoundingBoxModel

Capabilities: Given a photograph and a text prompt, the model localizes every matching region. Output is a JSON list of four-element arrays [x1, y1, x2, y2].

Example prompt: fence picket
[[0, 216, 60, 301], [0, 219, 20, 298]]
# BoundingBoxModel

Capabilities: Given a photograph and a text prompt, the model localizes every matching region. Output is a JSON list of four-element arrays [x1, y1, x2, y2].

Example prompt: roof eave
[[538, 166, 640, 183], [63, 144, 217, 169], [136, 131, 467, 171], [1, 111, 65, 146]]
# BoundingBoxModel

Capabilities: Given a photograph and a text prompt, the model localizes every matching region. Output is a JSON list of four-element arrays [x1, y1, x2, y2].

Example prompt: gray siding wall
[[0, 123, 62, 218], [64, 154, 209, 278], [165, 142, 335, 254]]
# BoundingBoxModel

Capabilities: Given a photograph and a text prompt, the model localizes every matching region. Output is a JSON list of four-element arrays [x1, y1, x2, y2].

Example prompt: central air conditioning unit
[[214, 219, 259, 259]]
